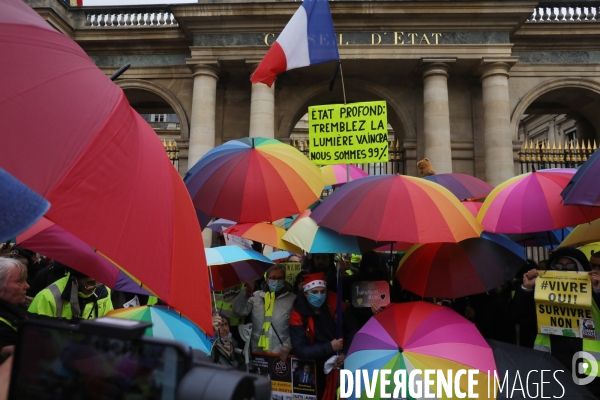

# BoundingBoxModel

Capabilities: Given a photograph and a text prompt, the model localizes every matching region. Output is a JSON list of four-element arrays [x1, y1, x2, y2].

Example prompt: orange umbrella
[[223, 223, 303, 254]]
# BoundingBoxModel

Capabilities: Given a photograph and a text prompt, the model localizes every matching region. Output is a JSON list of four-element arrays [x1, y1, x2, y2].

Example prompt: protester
[[289, 272, 358, 400], [211, 313, 244, 369], [232, 264, 295, 360], [0, 258, 30, 362], [511, 247, 600, 396], [590, 251, 600, 271], [6, 246, 44, 296], [29, 260, 67, 298], [28, 268, 113, 320], [294, 253, 338, 294]]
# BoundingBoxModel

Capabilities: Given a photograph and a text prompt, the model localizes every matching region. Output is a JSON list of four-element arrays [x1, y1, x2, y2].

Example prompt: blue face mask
[[268, 280, 284, 293], [307, 292, 327, 308]]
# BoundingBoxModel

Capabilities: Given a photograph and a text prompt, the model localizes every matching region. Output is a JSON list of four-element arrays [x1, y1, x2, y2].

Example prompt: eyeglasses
[[551, 263, 577, 271], [267, 276, 285, 281]]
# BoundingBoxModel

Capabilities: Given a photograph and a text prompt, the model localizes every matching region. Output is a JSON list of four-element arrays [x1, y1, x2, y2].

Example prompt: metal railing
[[526, 4, 600, 23], [517, 139, 598, 173], [162, 139, 180, 171]]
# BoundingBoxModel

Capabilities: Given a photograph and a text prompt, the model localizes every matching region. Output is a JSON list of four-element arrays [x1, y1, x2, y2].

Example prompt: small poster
[[534, 271, 593, 337], [351, 281, 390, 308], [251, 352, 316, 400], [224, 233, 253, 250], [281, 262, 302, 287]]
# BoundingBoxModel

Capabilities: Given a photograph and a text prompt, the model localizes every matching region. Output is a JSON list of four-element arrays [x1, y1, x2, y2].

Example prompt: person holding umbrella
[[511, 247, 600, 396], [232, 264, 295, 360], [0, 258, 30, 363], [289, 272, 358, 400]]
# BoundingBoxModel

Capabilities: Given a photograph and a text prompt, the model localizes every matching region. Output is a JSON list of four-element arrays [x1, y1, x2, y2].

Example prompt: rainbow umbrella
[[478, 169, 600, 234], [205, 245, 273, 291], [311, 174, 483, 243], [561, 145, 600, 206], [424, 173, 493, 200], [396, 232, 526, 298], [184, 137, 324, 223], [223, 223, 302, 254], [461, 200, 483, 217], [559, 218, 600, 248], [320, 164, 368, 186], [107, 306, 212, 354], [17, 217, 151, 295], [345, 301, 497, 400], [207, 218, 236, 232], [282, 210, 388, 254], [578, 242, 600, 259], [0, 0, 211, 334], [267, 250, 295, 261]]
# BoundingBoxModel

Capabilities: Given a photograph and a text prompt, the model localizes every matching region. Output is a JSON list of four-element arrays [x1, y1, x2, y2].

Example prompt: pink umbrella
[[320, 164, 368, 186], [17, 218, 151, 295], [461, 200, 483, 217], [478, 169, 600, 234]]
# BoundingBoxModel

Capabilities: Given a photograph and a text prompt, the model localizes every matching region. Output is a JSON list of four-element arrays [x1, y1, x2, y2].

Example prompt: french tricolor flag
[[250, 0, 339, 87]]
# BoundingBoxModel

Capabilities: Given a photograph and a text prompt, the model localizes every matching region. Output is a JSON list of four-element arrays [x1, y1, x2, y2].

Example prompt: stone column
[[249, 82, 275, 138], [480, 62, 513, 186], [422, 61, 453, 174], [188, 64, 219, 170]]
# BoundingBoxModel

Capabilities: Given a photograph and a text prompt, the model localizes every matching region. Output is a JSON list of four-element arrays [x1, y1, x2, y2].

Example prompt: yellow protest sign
[[308, 101, 388, 165], [281, 262, 302, 287], [534, 271, 593, 337]]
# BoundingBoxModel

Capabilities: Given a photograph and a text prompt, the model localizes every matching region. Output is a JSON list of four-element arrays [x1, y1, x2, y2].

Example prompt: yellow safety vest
[[534, 301, 600, 377]]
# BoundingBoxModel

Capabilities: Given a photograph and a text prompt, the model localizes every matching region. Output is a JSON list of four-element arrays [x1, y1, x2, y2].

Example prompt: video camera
[[8, 317, 271, 400]]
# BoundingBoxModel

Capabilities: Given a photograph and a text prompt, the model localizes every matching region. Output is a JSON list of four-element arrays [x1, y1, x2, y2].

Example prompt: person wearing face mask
[[232, 264, 295, 360], [28, 268, 113, 320], [289, 272, 358, 400]]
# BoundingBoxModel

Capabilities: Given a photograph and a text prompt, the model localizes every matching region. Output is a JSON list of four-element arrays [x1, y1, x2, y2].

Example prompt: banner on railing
[[308, 101, 388, 165]]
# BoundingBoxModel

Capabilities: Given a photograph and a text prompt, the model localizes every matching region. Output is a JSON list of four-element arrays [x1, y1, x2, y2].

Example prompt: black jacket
[[0, 298, 28, 350]]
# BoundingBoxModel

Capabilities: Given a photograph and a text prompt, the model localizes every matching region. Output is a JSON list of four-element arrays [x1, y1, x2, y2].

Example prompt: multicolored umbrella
[[559, 218, 600, 248], [207, 218, 236, 232], [320, 164, 368, 186], [423, 173, 493, 200], [578, 242, 600, 259], [17, 217, 151, 295], [223, 223, 302, 254], [311, 174, 483, 243], [509, 227, 573, 248], [267, 250, 295, 261], [185, 137, 324, 223], [107, 306, 212, 354], [561, 146, 600, 206], [0, 167, 49, 242], [478, 169, 600, 234], [345, 301, 497, 400], [205, 245, 273, 291], [396, 232, 526, 298], [461, 200, 483, 217], [282, 210, 388, 254], [0, 0, 211, 334]]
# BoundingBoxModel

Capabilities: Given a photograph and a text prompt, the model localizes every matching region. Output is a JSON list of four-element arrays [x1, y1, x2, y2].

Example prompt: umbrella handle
[[208, 265, 218, 311], [336, 259, 343, 340]]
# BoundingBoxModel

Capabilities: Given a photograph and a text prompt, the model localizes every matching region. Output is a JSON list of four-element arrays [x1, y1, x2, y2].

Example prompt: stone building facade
[[27, 0, 600, 185]]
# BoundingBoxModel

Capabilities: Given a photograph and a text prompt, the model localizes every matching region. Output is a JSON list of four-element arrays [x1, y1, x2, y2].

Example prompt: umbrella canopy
[[423, 173, 493, 200], [559, 218, 600, 248], [345, 301, 496, 400], [282, 210, 388, 254], [0, 167, 49, 242], [320, 164, 368, 186], [561, 146, 600, 206], [267, 250, 295, 261], [508, 227, 573, 248], [0, 0, 211, 334], [311, 174, 483, 243], [223, 223, 302, 254], [207, 218, 236, 232], [487, 339, 595, 399], [396, 232, 526, 298], [461, 200, 483, 217], [478, 169, 600, 234], [107, 306, 212, 355], [184, 137, 324, 223], [205, 246, 273, 291], [578, 242, 600, 259], [17, 218, 151, 295]]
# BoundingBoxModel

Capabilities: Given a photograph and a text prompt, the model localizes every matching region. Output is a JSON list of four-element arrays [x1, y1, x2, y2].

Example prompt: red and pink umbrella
[[0, 0, 211, 334], [478, 168, 600, 234], [461, 200, 483, 217], [17, 218, 151, 295]]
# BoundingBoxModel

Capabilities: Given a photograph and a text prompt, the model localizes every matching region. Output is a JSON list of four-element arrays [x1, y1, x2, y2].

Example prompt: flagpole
[[339, 61, 347, 105]]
